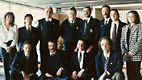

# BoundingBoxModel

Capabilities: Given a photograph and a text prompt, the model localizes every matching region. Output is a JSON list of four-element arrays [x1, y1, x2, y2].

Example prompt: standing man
[[61, 7, 82, 54], [99, 5, 112, 38], [110, 9, 126, 52], [78, 6, 100, 54], [37, 7, 60, 63], [60, 7, 83, 76], [18, 14, 39, 57]]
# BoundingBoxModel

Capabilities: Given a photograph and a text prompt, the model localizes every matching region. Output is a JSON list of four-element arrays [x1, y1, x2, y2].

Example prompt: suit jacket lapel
[[75, 52, 80, 69], [129, 24, 138, 43]]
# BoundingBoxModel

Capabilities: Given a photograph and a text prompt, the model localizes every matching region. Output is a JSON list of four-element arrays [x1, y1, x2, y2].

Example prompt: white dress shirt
[[25, 25, 32, 31], [78, 50, 85, 69], [84, 17, 91, 23], [105, 18, 110, 24], [110, 21, 119, 39], [45, 18, 52, 22], [0, 25, 18, 49]]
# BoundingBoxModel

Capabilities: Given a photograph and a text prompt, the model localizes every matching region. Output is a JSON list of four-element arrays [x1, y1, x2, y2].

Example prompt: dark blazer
[[61, 17, 82, 44], [11, 51, 38, 74], [71, 51, 93, 78], [37, 18, 60, 50], [111, 20, 126, 52], [99, 18, 112, 38], [95, 51, 123, 78], [78, 17, 100, 48], [40, 50, 67, 77], [18, 26, 39, 54]]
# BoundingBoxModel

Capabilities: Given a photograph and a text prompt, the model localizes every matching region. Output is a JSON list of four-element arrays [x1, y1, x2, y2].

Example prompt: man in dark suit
[[37, 7, 60, 63], [99, 5, 112, 38], [95, 37, 124, 80], [61, 7, 82, 53], [60, 7, 83, 77], [18, 14, 39, 57], [110, 9, 126, 52], [40, 40, 67, 80], [10, 41, 38, 80], [78, 6, 100, 54], [71, 39, 93, 80]]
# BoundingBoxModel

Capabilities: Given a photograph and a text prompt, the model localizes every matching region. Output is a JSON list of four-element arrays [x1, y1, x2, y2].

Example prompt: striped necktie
[[105, 57, 109, 72]]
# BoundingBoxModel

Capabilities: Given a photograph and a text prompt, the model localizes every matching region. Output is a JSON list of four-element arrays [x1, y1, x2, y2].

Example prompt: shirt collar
[[50, 51, 56, 56], [25, 25, 32, 30], [78, 50, 85, 54], [45, 18, 52, 22], [105, 17, 110, 22], [84, 17, 91, 23], [68, 18, 76, 23], [104, 52, 110, 59], [112, 21, 119, 25]]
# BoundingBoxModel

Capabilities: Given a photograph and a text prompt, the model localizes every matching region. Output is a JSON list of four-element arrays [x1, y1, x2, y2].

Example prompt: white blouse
[[0, 25, 18, 49]]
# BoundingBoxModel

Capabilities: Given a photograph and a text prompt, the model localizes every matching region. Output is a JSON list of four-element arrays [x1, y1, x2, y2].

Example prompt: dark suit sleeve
[[108, 53, 123, 75], [95, 54, 103, 78], [56, 20, 60, 41], [18, 28, 23, 51], [60, 21, 64, 38], [31, 55, 38, 74]]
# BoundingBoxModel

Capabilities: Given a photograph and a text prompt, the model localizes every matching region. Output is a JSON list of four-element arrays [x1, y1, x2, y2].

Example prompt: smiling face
[[110, 10, 119, 22], [100, 39, 111, 53], [77, 40, 85, 51], [5, 15, 13, 25], [83, 8, 91, 18], [102, 7, 110, 19], [128, 12, 136, 24], [25, 16, 33, 26]]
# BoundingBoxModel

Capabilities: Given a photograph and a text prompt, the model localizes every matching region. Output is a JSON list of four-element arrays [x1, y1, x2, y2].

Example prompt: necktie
[[105, 57, 109, 72], [78, 52, 82, 64], [112, 24, 117, 43], [70, 21, 74, 26], [84, 20, 88, 35]]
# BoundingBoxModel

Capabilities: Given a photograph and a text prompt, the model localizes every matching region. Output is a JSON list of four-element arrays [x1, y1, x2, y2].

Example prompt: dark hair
[[4, 12, 15, 26], [45, 7, 53, 13], [98, 37, 112, 51], [24, 14, 33, 20], [102, 5, 111, 11], [84, 6, 91, 12], [21, 41, 32, 50], [128, 10, 140, 24], [111, 9, 119, 17], [70, 7, 77, 15]]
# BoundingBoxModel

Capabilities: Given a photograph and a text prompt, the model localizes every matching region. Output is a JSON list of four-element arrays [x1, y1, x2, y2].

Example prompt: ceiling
[[1, 0, 142, 9]]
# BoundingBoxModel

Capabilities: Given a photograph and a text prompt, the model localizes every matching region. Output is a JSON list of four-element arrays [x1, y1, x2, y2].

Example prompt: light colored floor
[[0, 62, 142, 80]]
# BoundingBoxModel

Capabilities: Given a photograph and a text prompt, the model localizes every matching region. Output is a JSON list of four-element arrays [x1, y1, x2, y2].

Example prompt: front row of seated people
[[10, 37, 123, 80]]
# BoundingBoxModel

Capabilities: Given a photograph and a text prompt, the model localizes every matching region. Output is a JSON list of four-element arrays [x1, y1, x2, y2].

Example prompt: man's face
[[83, 8, 91, 18], [25, 16, 33, 26], [45, 8, 53, 19], [102, 7, 110, 18], [23, 44, 32, 55], [68, 10, 76, 21], [101, 39, 111, 53], [77, 40, 85, 51], [48, 42, 56, 53], [110, 10, 119, 22]]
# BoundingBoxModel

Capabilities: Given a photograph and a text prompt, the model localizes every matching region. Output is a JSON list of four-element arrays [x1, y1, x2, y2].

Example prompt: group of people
[[0, 4, 142, 80]]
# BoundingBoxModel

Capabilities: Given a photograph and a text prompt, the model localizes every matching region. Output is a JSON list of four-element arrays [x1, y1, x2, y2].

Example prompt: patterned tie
[[105, 57, 109, 72], [112, 24, 117, 43], [105, 20, 108, 25]]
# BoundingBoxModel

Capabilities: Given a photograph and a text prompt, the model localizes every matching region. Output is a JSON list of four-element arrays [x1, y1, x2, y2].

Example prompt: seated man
[[40, 40, 67, 80], [71, 39, 93, 80], [10, 41, 38, 80], [95, 37, 124, 80]]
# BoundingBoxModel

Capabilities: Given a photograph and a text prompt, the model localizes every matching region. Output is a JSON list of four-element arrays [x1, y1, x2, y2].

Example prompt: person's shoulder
[[61, 18, 68, 24], [76, 17, 83, 21], [52, 18, 59, 22]]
